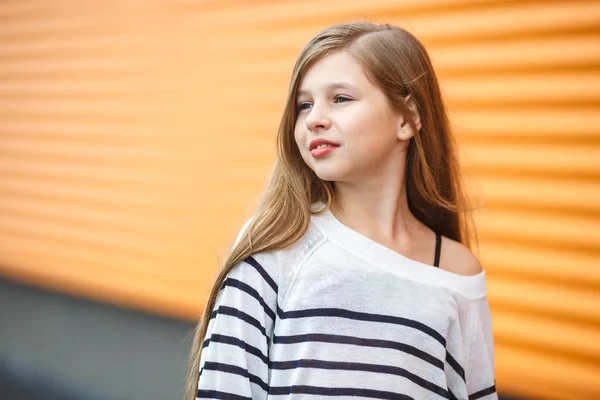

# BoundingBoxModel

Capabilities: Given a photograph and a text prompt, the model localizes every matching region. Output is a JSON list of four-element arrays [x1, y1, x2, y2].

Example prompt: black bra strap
[[433, 233, 442, 268]]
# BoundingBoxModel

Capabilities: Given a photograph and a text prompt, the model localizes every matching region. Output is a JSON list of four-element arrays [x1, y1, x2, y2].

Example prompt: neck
[[329, 175, 424, 247]]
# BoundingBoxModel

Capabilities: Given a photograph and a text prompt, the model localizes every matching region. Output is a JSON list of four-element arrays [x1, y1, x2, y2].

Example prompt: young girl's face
[[294, 50, 404, 184]]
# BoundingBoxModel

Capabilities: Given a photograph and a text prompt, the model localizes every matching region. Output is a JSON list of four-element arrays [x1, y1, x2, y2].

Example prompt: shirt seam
[[279, 233, 327, 310], [465, 302, 477, 385]]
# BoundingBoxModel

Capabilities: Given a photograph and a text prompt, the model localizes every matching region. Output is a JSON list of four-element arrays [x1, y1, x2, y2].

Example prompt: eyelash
[[297, 95, 353, 111]]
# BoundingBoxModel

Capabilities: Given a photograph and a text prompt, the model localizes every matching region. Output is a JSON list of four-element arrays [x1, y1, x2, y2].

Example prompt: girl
[[186, 22, 497, 400]]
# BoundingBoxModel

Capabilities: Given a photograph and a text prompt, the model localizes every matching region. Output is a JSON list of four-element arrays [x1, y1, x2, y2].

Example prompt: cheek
[[355, 107, 397, 140], [294, 126, 308, 155], [342, 113, 398, 158], [293, 127, 302, 148]]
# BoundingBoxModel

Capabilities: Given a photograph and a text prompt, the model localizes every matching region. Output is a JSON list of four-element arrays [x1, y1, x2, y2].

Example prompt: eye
[[334, 95, 352, 103], [297, 102, 312, 111]]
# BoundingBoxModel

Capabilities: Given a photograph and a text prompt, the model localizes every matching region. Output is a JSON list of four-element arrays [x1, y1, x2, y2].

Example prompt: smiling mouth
[[310, 144, 338, 158]]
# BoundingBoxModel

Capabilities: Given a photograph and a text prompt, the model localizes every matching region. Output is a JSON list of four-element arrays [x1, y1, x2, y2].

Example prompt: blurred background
[[0, 1, 599, 399]]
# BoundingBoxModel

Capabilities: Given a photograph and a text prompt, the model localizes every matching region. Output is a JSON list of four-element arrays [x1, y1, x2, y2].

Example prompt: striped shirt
[[197, 207, 497, 399]]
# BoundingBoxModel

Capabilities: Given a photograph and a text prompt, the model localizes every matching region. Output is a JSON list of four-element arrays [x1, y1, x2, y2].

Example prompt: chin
[[302, 155, 349, 182], [312, 166, 348, 183]]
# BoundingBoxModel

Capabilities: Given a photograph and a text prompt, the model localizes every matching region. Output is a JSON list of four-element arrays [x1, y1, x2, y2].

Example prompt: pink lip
[[310, 138, 339, 151], [311, 145, 337, 158]]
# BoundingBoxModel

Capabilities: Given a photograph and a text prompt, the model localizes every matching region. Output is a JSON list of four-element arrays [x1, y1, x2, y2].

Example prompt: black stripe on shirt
[[446, 352, 466, 382], [221, 278, 276, 321], [277, 306, 446, 346], [196, 390, 251, 400], [268, 384, 414, 399], [209, 306, 268, 340], [469, 384, 497, 400], [270, 359, 449, 398], [273, 333, 444, 370], [449, 388, 459, 400], [244, 256, 278, 293], [276, 306, 466, 381], [202, 334, 268, 365], [201, 361, 268, 392]]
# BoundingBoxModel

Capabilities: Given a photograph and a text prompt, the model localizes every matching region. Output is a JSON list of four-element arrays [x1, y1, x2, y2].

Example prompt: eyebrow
[[297, 82, 359, 98]]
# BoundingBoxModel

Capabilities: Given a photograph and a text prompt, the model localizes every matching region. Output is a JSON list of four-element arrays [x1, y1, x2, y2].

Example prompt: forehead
[[298, 50, 372, 92]]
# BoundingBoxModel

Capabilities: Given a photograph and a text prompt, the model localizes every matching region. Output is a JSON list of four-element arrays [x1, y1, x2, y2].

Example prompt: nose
[[305, 103, 331, 132]]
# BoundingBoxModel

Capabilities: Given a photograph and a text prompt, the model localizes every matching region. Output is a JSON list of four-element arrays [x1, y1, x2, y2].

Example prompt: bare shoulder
[[439, 236, 483, 276]]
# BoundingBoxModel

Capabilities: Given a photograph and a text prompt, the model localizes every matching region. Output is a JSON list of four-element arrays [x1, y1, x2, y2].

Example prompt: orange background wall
[[0, 1, 599, 399]]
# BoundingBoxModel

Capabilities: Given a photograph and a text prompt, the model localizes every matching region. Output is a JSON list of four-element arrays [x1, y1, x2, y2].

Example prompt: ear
[[397, 95, 422, 141]]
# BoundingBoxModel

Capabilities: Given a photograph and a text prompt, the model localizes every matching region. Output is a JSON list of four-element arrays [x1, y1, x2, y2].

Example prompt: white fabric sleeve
[[465, 296, 498, 399], [196, 255, 278, 399]]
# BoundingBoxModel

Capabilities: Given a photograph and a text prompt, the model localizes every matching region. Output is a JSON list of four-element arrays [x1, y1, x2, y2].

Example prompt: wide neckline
[[310, 204, 487, 299]]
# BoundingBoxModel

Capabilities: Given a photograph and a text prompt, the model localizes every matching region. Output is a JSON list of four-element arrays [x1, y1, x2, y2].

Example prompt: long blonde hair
[[184, 21, 476, 399]]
